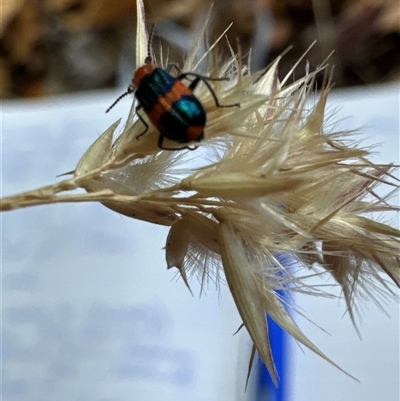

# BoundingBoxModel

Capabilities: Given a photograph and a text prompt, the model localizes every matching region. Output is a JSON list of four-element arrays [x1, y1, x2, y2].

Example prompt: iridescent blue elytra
[[106, 54, 240, 150], [135, 67, 206, 145]]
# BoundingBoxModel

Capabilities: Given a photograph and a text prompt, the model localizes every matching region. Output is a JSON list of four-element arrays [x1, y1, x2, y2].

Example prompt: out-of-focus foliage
[[1, 0, 399, 98]]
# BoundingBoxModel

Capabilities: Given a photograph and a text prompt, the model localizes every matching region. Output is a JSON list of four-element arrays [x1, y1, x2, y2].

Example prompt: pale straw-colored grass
[[1, 0, 399, 385]]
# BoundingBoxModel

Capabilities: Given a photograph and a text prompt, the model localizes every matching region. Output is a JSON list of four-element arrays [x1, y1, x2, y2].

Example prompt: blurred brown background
[[1, 0, 399, 98]]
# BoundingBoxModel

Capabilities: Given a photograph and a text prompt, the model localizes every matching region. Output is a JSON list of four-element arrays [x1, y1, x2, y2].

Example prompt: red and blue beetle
[[107, 28, 239, 150]]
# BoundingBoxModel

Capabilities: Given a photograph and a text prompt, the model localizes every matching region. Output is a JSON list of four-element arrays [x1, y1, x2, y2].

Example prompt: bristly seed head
[[1, 0, 399, 387]]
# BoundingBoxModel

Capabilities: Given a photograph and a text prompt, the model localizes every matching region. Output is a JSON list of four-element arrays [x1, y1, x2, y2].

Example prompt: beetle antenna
[[147, 24, 155, 61], [105, 91, 129, 113]]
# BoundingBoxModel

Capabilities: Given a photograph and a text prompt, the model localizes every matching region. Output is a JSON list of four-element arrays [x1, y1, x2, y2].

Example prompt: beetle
[[106, 30, 240, 150]]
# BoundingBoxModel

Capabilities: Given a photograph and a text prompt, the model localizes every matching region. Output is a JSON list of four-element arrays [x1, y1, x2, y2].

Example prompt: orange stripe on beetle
[[186, 126, 204, 142], [106, 27, 240, 151], [148, 80, 194, 126]]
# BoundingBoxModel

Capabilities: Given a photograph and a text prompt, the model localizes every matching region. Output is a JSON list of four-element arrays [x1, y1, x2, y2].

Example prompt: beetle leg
[[158, 135, 198, 151], [165, 63, 182, 75], [187, 77, 200, 91], [158, 134, 165, 149], [178, 72, 229, 82], [179, 73, 240, 108], [135, 105, 150, 140], [136, 104, 196, 151]]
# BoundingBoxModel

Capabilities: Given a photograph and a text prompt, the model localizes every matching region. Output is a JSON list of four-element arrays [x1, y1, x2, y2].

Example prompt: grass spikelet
[[1, 0, 399, 385]]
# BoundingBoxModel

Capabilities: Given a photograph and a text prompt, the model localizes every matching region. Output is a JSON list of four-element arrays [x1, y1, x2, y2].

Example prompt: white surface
[[288, 84, 400, 401], [1, 92, 250, 401], [1, 83, 399, 401]]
